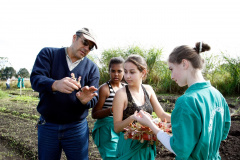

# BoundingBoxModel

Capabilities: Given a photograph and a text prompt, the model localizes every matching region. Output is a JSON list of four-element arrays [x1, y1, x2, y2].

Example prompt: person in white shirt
[[6, 77, 11, 89]]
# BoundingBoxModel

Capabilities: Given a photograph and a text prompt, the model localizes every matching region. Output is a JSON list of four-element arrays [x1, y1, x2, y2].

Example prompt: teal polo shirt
[[170, 81, 231, 160]]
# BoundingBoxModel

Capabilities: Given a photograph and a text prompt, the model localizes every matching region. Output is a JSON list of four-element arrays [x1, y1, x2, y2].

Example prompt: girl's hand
[[130, 111, 140, 121], [132, 110, 153, 127]]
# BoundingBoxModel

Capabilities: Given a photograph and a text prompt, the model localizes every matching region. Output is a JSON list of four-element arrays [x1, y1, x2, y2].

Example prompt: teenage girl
[[113, 54, 171, 160], [92, 57, 125, 160]]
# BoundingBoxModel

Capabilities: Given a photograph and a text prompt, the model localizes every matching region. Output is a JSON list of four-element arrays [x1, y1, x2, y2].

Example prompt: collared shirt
[[65, 47, 84, 71]]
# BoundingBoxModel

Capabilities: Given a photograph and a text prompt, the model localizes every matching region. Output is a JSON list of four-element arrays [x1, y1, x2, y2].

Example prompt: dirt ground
[[0, 90, 239, 160]]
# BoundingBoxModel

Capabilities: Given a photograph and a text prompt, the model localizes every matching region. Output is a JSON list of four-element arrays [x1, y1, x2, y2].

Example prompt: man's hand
[[76, 86, 98, 105], [52, 77, 81, 93]]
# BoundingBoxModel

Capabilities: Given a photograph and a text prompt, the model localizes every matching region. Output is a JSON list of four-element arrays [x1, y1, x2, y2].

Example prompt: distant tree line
[[0, 57, 30, 80], [0, 67, 30, 80]]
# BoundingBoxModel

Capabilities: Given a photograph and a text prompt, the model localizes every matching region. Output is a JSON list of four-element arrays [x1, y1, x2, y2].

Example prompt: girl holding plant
[[133, 42, 231, 159], [112, 54, 171, 160]]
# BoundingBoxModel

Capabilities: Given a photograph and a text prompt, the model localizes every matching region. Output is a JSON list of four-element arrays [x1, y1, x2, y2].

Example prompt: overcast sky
[[0, 0, 239, 72]]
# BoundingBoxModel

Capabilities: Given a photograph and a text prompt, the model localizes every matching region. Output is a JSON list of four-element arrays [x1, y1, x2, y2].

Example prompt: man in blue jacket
[[30, 28, 100, 160]]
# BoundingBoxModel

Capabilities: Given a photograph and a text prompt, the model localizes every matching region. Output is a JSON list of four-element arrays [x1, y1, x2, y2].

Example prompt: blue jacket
[[30, 47, 100, 124]]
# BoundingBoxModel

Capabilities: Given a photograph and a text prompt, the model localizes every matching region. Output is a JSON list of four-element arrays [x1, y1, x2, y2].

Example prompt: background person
[[30, 28, 100, 160], [6, 77, 11, 89], [112, 54, 171, 160], [17, 75, 21, 88], [21, 76, 25, 88], [92, 57, 125, 160], [133, 42, 231, 160]]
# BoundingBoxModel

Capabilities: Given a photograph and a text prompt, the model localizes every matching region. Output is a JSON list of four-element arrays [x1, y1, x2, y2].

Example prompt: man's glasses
[[78, 36, 94, 51]]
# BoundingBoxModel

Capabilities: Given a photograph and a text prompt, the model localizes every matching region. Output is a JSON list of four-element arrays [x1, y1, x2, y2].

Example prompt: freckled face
[[109, 63, 124, 83], [168, 62, 187, 87], [124, 62, 143, 85]]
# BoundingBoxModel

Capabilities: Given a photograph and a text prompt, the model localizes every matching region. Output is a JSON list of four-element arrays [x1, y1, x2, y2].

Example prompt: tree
[[0, 57, 9, 69], [17, 68, 30, 78], [1, 57, 10, 79], [1, 67, 16, 79]]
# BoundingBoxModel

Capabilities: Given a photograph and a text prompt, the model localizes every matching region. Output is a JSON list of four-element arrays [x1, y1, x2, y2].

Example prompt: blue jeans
[[6, 83, 10, 89], [37, 116, 89, 160]]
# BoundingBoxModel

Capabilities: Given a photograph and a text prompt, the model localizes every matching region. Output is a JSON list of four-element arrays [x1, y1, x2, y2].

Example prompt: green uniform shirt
[[170, 81, 231, 160]]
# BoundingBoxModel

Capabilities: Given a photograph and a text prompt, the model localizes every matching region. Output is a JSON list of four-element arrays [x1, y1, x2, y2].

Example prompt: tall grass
[[98, 46, 145, 84], [98, 46, 240, 96], [203, 53, 240, 96]]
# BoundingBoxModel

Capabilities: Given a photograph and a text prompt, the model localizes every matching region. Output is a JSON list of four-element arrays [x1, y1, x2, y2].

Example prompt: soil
[[0, 89, 239, 160]]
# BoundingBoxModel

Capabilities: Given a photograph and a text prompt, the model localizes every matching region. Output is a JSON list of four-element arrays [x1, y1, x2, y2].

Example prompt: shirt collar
[[185, 81, 211, 93], [65, 47, 84, 63]]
